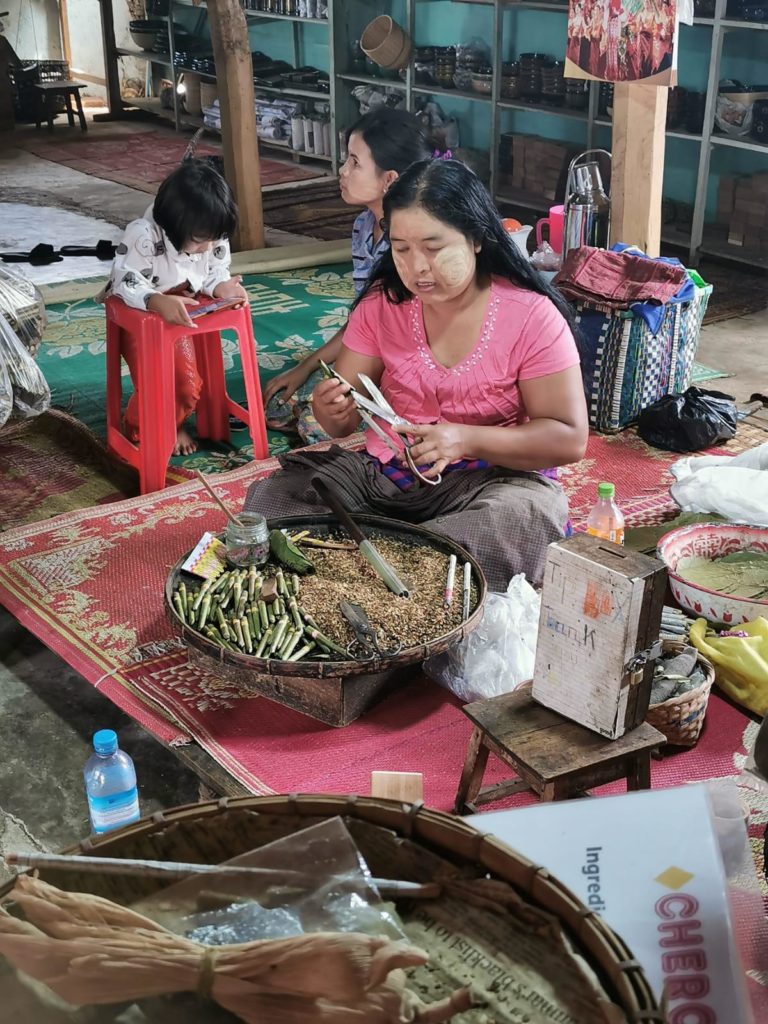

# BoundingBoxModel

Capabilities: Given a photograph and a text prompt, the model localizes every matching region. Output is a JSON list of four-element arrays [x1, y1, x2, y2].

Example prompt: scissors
[[319, 361, 442, 487], [340, 600, 402, 662]]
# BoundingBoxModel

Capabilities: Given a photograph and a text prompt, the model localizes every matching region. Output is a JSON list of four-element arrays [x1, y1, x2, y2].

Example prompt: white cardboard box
[[472, 785, 754, 1023]]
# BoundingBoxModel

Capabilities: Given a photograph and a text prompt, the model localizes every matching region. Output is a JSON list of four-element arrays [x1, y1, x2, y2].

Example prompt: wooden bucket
[[2, 796, 663, 1022], [165, 514, 487, 726], [360, 15, 412, 71], [183, 72, 202, 116], [200, 81, 218, 110]]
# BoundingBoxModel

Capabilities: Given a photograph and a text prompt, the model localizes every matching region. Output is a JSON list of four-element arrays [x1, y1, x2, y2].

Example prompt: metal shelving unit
[[115, 0, 338, 168], [111, 0, 768, 265], [689, 0, 768, 268]]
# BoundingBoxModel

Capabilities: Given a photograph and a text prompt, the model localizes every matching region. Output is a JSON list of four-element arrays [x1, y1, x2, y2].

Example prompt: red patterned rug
[[0, 409, 192, 532], [0, 427, 759, 803], [18, 130, 324, 193]]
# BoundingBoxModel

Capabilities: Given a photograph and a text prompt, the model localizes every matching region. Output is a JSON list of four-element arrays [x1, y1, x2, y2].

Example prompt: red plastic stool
[[105, 297, 269, 494]]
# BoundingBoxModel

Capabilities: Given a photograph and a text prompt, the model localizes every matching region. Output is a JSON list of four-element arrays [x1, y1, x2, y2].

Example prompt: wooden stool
[[34, 80, 87, 132], [454, 685, 664, 814]]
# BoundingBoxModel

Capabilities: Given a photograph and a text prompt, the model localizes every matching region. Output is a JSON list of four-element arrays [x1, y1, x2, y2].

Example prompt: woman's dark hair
[[353, 158, 577, 333], [345, 108, 432, 176], [153, 159, 238, 252]]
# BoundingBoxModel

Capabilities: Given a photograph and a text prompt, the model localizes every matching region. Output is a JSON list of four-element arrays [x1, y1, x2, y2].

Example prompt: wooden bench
[[454, 684, 665, 814], [34, 80, 87, 132]]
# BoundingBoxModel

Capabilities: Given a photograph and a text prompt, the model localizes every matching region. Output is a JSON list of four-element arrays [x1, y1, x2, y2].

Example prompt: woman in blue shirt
[[262, 107, 432, 443]]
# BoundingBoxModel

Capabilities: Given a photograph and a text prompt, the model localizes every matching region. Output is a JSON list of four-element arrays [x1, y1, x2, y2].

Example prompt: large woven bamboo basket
[[1, 795, 663, 1023], [646, 639, 715, 748]]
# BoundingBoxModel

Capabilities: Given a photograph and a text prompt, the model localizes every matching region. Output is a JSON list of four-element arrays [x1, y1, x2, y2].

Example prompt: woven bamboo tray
[[1, 795, 662, 1023], [165, 515, 487, 726], [647, 640, 715, 748]]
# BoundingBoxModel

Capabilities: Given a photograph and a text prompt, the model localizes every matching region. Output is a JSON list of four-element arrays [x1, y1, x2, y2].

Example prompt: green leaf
[[268, 530, 315, 575]]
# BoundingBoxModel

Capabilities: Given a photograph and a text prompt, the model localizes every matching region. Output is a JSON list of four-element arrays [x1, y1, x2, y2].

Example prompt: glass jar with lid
[[226, 513, 269, 568]]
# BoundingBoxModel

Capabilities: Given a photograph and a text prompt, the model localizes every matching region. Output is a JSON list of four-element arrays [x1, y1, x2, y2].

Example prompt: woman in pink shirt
[[245, 160, 587, 588]]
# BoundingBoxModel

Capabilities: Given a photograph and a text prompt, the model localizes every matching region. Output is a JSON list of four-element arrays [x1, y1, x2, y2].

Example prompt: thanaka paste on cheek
[[434, 244, 473, 287]]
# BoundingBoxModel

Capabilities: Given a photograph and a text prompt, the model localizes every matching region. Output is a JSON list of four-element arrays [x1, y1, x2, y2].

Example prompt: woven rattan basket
[[361, 15, 412, 70], [646, 640, 715, 748], [1, 795, 663, 1023]]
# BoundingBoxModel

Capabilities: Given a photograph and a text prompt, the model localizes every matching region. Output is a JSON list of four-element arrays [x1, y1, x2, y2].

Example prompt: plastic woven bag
[[690, 616, 768, 716]]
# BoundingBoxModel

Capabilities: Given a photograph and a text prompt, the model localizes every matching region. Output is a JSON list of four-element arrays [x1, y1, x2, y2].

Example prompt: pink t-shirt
[[343, 276, 580, 463]]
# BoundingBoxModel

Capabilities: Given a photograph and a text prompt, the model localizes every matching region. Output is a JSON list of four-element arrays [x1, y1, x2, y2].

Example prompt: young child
[[104, 159, 247, 455], [262, 108, 433, 443]]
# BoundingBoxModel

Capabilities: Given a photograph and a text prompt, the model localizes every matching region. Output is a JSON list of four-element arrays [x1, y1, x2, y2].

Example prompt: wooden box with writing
[[532, 535, 667, 739]]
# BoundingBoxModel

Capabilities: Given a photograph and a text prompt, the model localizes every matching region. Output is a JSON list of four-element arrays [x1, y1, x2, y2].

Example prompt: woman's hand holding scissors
[[311, 376, 358, 432], [394, 421, 467, 480]]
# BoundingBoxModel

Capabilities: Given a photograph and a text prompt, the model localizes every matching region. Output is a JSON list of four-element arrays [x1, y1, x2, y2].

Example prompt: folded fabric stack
[[555, 245, 689, 313]]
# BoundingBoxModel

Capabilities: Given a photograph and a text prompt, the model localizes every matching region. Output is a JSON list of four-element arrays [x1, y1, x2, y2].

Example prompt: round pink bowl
[[657, 523, 768, 625]]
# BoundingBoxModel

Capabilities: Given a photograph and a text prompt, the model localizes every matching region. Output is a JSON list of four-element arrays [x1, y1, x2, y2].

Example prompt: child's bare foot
[[174, 428, 198, 456]]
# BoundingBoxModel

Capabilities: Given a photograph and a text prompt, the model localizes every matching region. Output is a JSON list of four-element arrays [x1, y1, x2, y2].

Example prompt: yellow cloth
[[690, 616, 768, 716]]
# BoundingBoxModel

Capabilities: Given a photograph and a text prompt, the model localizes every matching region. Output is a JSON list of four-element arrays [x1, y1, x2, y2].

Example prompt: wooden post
[[97, 0, 124, 118], [610, 83, 668, 257], [207, 0, 265, 251], [0, 36, 15, 131], [59, 0, 73, 69]]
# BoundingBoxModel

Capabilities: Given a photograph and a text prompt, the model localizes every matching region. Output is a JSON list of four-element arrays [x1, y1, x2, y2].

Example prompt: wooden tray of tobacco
[[165, 515, 487, 726]]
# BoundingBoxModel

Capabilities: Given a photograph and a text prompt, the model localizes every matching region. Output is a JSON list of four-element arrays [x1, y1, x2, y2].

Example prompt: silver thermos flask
[[563, 148, 612, 255]]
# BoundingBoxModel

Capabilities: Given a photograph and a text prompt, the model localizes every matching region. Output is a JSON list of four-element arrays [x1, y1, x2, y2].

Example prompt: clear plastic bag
[[423, 574, 541, 702], [0, 359, 11, 428], [0, 313, 51, 425], [531, 241, 562, 272], [0, 266, 49, 427], [135, 817, 406, 946], [0, 264, 46, 358]]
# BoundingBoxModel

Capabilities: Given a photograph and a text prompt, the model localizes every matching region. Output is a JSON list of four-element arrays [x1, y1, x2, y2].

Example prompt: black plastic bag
[[637, 387, 738, 453]]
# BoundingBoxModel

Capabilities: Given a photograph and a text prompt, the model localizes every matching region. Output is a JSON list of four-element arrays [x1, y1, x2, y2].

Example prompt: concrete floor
[[0, 113, 766, 903], [0, 118, 323, 873]]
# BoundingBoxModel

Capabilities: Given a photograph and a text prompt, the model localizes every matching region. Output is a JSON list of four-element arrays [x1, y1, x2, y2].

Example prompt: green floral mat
[[40, 261, 727, 475], [40, 263, 355, 474]]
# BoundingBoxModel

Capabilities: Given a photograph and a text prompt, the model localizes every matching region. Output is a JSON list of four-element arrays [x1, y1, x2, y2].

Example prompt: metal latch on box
[[626, 640, 663, 674]]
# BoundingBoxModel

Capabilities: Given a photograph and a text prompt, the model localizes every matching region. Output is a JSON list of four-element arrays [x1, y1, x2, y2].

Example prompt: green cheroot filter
[[311, 476, 410, 598]]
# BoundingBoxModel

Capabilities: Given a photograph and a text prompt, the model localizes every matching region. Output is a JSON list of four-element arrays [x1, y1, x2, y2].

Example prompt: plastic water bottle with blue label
[[84, 729, 140, 834]]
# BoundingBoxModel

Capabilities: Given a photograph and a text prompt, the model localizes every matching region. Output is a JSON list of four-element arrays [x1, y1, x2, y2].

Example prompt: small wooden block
[[371, 771, 424, 803]]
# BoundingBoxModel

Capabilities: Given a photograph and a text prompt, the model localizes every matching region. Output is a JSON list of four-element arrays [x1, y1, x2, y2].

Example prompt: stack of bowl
[[470, 65, 493, 94], [519, 53, 547, 100], [564, 79, 588, 110], [752, 98, 768, 140], [666, 86, 688, 129], [434, 46, 456, 89], [684, 91, 706, 133], [541, 59, 565, 105], [598, 82, 614, 117], [129, 19, 166, 50], [501, 60, 521, 99]]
